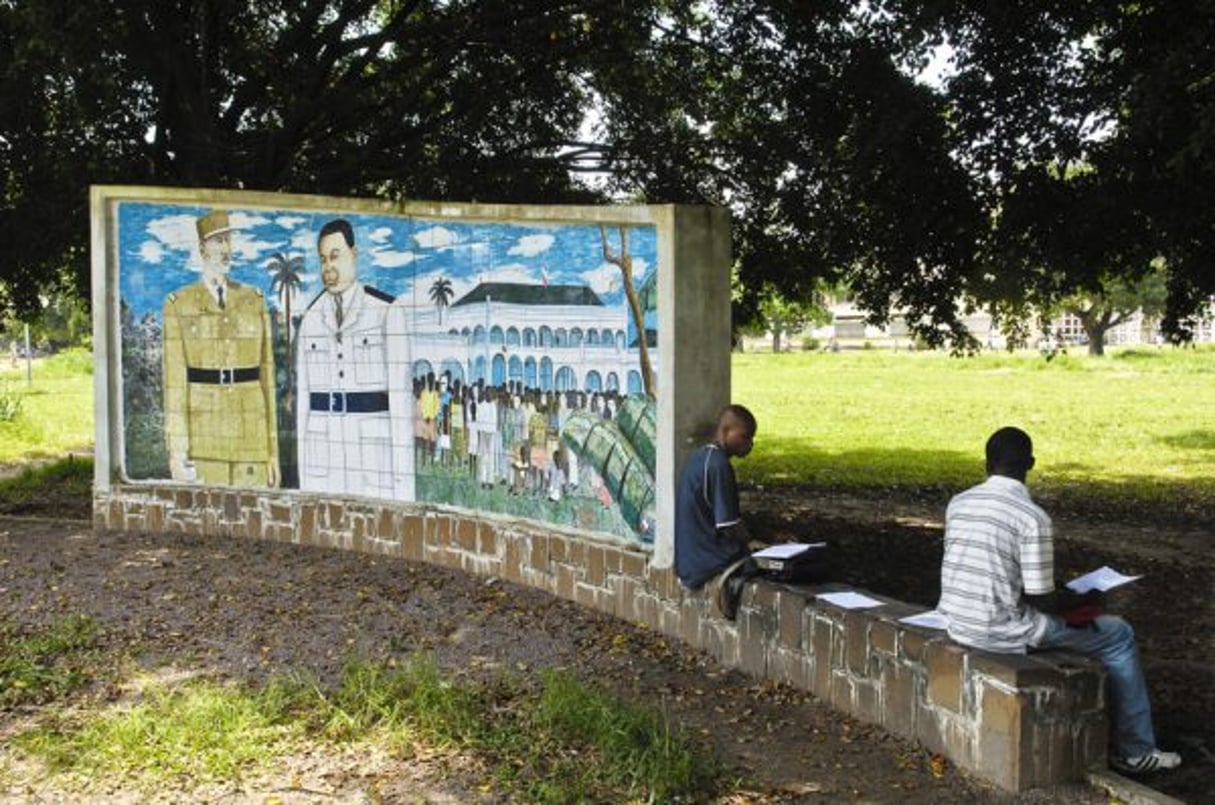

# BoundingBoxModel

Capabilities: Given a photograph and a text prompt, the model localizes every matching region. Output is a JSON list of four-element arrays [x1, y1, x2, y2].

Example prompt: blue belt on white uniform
[[309, 391, 390, 413]]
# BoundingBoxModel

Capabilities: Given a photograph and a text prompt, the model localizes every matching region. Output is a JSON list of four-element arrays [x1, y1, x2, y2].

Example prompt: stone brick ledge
[[94, 486, 1107, 791]]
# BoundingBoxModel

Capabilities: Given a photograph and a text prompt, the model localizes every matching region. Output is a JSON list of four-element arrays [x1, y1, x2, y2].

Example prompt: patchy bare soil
[[0, 479, 1209, 803]]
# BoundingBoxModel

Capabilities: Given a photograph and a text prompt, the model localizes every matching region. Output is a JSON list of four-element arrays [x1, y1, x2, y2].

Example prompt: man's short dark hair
[[720, 403, 757, 434], [986, 426, 1034, 475], [318, 218, 355, 249]]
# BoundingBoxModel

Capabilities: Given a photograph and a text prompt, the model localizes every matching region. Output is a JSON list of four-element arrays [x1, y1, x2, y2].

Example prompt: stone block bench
[[721, 579, 1108, 791], [95, 487, 1108, 792]]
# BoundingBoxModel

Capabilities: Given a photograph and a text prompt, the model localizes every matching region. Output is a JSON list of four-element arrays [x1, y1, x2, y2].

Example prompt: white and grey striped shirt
[[938, 475, 1054, 653]]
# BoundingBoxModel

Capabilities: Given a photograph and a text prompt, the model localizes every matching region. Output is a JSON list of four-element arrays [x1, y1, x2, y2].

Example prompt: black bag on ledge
[[751, 542, 831, 584], [717, 542, 832, 620]]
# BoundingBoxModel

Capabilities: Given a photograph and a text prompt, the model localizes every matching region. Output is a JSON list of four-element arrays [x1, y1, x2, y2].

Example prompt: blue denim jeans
[[1033, 614, 1155, 758]]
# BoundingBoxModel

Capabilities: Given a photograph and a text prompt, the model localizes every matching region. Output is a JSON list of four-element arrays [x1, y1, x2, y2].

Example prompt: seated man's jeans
[[1034, 613, 1155, 758]]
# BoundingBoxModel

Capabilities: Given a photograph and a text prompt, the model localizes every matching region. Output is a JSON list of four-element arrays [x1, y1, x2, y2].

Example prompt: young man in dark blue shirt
[[674, 404, 758, 590]]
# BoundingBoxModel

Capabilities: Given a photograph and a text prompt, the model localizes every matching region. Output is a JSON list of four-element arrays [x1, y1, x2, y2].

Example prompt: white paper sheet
[[898, 610, 949, 630], [816, 591, 884, 609], [752, 541, 827, 559], [1065, 565, 1142, 594]]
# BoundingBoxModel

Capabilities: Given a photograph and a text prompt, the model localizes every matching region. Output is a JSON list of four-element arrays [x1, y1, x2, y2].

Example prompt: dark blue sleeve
[[706, 449, 741, 529]]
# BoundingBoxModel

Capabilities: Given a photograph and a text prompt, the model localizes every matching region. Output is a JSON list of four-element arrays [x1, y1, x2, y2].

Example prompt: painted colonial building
[[402, 281, 652, 395]]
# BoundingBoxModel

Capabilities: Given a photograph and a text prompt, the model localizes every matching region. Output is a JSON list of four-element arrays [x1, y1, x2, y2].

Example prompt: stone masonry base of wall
[[95, 486, 1109, 791]]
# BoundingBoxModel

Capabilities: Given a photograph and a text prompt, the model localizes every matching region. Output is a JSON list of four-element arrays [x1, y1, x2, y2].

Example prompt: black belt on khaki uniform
[[310, 391, 390, 413], [187, 366, 261, 384]]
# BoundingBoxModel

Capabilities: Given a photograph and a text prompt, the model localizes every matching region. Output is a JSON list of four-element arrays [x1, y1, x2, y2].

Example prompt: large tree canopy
[[0, 0, 660, 306], [2, 0, 1212, 344]]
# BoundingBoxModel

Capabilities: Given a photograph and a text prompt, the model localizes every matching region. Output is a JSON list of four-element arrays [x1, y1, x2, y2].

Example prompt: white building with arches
[[403, 281, 654, 395]]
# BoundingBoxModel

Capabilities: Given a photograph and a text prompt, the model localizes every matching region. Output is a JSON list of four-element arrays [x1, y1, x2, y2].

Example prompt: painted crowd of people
[[412, 373, 627, 504]]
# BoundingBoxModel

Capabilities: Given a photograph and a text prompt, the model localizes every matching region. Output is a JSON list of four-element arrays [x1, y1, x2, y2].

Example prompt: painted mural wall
[[112, 195, 660, 543]]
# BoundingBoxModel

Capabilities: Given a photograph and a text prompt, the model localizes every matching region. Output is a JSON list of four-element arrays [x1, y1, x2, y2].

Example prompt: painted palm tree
[[267, 252, 305, 344], [267, 251, 305, 412], [429, 276, 455, 325]]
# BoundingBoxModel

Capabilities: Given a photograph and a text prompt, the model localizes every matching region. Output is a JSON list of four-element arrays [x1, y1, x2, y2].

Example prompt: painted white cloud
[[582, 262, 621, 295], [414, 226, 459, 249], [368, 226, 394, 244], [369, 246, 418, 268], [232, 234, 277, 263], [582, 258, 649, 296], [229, 212, 271, 230], [146, 214, 198, 251], [507, 233, 554, 257], [276, 215, 306, 229], [290, 230, 314, 252], [138, 240, 166, 264], [484, 263, 535, 285]]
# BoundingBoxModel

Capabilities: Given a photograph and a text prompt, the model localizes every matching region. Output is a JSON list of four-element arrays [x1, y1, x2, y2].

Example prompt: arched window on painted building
[[540, 357, 554, 390], [570, 327, 583, 347], [492, 354, 506, 386], [586, 329, 599, 346], [490, 326, 505, 346], [615, 331, 627, 351], [585, 370, 603, 392], [508, 355, 524, 386], [606, 372, 619, 392], [472, 355, 488, 384], [539, 326, 553, 347], [555, 365, 577, 391], [413, 360, 434, 381], [524, 357, 537, 389], [472, 325, 487, 345], [524, 328, 537, 347], [506, 326, 521, 347], [554, 328, 568, 347], [627, 370, 643, 395]]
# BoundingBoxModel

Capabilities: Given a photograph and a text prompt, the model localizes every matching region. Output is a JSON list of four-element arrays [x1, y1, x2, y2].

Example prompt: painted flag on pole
[[541, 263, 549, 287]]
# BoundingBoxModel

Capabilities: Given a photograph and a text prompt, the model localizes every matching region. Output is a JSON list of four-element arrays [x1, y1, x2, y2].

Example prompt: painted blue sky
[[117, 201, 659, 320]]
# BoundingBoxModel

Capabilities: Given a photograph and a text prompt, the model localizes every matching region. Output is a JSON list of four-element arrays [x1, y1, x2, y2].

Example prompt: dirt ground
[[0, 482, 1209, 803]]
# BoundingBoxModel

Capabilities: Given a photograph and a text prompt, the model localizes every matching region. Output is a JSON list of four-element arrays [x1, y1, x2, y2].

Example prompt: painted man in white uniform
[[296, 218, 414, 499]]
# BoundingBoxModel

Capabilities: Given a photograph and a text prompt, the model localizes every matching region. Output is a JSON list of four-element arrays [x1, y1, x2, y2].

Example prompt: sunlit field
[[0, 349, 94, 464], [1, 345, 1212, 514], [733, 345, 1215, 512]]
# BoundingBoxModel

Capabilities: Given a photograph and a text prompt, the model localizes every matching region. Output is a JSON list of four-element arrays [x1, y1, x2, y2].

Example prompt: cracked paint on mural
[[116, 200, 660, 542]]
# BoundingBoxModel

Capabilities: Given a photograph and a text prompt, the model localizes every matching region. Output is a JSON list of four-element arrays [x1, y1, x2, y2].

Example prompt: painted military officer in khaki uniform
[[163, 210, 280, 486]]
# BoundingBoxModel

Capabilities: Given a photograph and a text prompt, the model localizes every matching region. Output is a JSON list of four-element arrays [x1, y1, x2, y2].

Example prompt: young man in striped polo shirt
[[938, 426, 1180, 775]]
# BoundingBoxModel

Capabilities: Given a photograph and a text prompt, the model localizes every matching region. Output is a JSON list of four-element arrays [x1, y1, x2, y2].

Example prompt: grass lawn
[[0, 344, 1211, 516], [0, 349, 94, 464], [733, 344, 1215, 513]]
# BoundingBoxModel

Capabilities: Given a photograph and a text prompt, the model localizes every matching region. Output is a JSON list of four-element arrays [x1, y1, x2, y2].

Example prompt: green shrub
[[0, 385, 22, 422]]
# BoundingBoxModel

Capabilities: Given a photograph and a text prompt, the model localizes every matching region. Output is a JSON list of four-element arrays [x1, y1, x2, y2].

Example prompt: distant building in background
[[771, 299, 1215, 351]]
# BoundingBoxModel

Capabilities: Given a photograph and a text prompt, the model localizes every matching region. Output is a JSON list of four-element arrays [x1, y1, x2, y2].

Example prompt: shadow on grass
[[744, 440, 1215, 526], [742, 440, 979, 488], [1157, 429, 1215, 451], [0, 455, 94, 518]]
